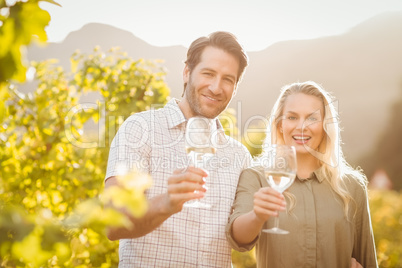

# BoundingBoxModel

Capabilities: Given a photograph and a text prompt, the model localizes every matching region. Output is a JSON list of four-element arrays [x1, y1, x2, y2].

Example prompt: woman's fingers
[[253, 187, 287, 221], [255, 187, 286, 207]]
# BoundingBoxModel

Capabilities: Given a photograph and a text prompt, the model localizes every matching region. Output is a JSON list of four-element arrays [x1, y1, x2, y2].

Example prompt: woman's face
[[279, 93, 325, 156]]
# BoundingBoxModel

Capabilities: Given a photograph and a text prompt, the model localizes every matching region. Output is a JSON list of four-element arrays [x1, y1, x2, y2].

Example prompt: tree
[[0, 0, 60, 121], [0, 47, 169, 267]]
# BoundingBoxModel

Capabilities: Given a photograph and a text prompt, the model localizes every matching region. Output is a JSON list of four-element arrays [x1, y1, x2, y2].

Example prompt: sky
[[40, 0, 402, 52]]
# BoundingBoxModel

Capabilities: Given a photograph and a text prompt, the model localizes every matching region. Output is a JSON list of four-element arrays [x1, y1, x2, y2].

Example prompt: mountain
[[27, 23, 187, 96], [27, 11, 402, 164]]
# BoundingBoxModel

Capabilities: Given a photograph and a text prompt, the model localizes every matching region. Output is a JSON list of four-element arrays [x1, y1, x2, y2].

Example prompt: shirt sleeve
[[352, 180, 379, 268], [105, 113, 151, 181], [226, 167, 264, 252]]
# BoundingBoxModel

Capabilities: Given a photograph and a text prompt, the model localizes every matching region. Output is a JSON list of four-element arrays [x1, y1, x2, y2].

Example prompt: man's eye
[[224, 78, 235, 84]]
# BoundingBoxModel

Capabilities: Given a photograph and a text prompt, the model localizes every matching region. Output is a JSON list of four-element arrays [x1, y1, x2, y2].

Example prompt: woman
[[226, 81, 378, 267]]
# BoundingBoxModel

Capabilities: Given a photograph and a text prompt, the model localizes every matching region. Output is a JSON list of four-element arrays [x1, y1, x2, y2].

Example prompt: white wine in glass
[[183, 116, 217, 208], [264, 171, 296, 193], [262, 144, 297, 234]]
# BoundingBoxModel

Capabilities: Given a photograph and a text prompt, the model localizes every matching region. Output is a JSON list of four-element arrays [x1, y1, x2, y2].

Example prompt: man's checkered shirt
[[106, 99, 251, 267]]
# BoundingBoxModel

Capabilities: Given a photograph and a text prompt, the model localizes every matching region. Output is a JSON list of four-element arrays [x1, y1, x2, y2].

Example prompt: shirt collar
[[297, 166, 325, 183], [164, 98, 187, 129], [313, 167, 326, 183]]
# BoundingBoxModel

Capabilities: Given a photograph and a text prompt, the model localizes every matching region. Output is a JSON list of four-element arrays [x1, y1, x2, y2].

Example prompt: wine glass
[[183, 116, 217, 208], [262, 144, 297, 234]]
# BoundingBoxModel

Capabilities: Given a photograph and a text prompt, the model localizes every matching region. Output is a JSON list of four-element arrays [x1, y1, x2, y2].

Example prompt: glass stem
[[274, 211, 280, 229], [195, 153, 203, 200]]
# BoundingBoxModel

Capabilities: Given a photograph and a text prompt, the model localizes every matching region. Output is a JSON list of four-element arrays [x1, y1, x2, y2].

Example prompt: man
[[105, 31, 251, 267]]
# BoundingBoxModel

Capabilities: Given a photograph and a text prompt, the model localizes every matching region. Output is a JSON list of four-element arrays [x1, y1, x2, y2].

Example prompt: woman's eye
[[308, 117, 318, 121], [288, 116, 297, 120]]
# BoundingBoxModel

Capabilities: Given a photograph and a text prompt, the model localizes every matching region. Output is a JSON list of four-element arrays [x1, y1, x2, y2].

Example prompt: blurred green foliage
[[242, 124, 266, 158], [232, 248, 256, 268], [0, 47, 170, 267], [369, 190, 402, 267], [0, 0, 60, 121]]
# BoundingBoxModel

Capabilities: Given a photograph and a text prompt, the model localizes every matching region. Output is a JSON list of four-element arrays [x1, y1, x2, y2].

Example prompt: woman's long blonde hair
[[260, 81, 367, 216]]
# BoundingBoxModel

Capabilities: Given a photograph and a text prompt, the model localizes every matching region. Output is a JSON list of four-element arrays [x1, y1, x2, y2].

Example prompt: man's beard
[[184, 78, 227, 119]]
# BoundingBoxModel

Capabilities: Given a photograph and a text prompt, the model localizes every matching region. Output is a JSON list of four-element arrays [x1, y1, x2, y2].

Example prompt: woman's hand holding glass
[[260, 144, 297, 234], [253, 186, 287, 223]]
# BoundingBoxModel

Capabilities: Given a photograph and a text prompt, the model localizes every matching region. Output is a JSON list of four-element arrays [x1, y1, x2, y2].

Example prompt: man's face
[[181, 46, 240, 119]]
